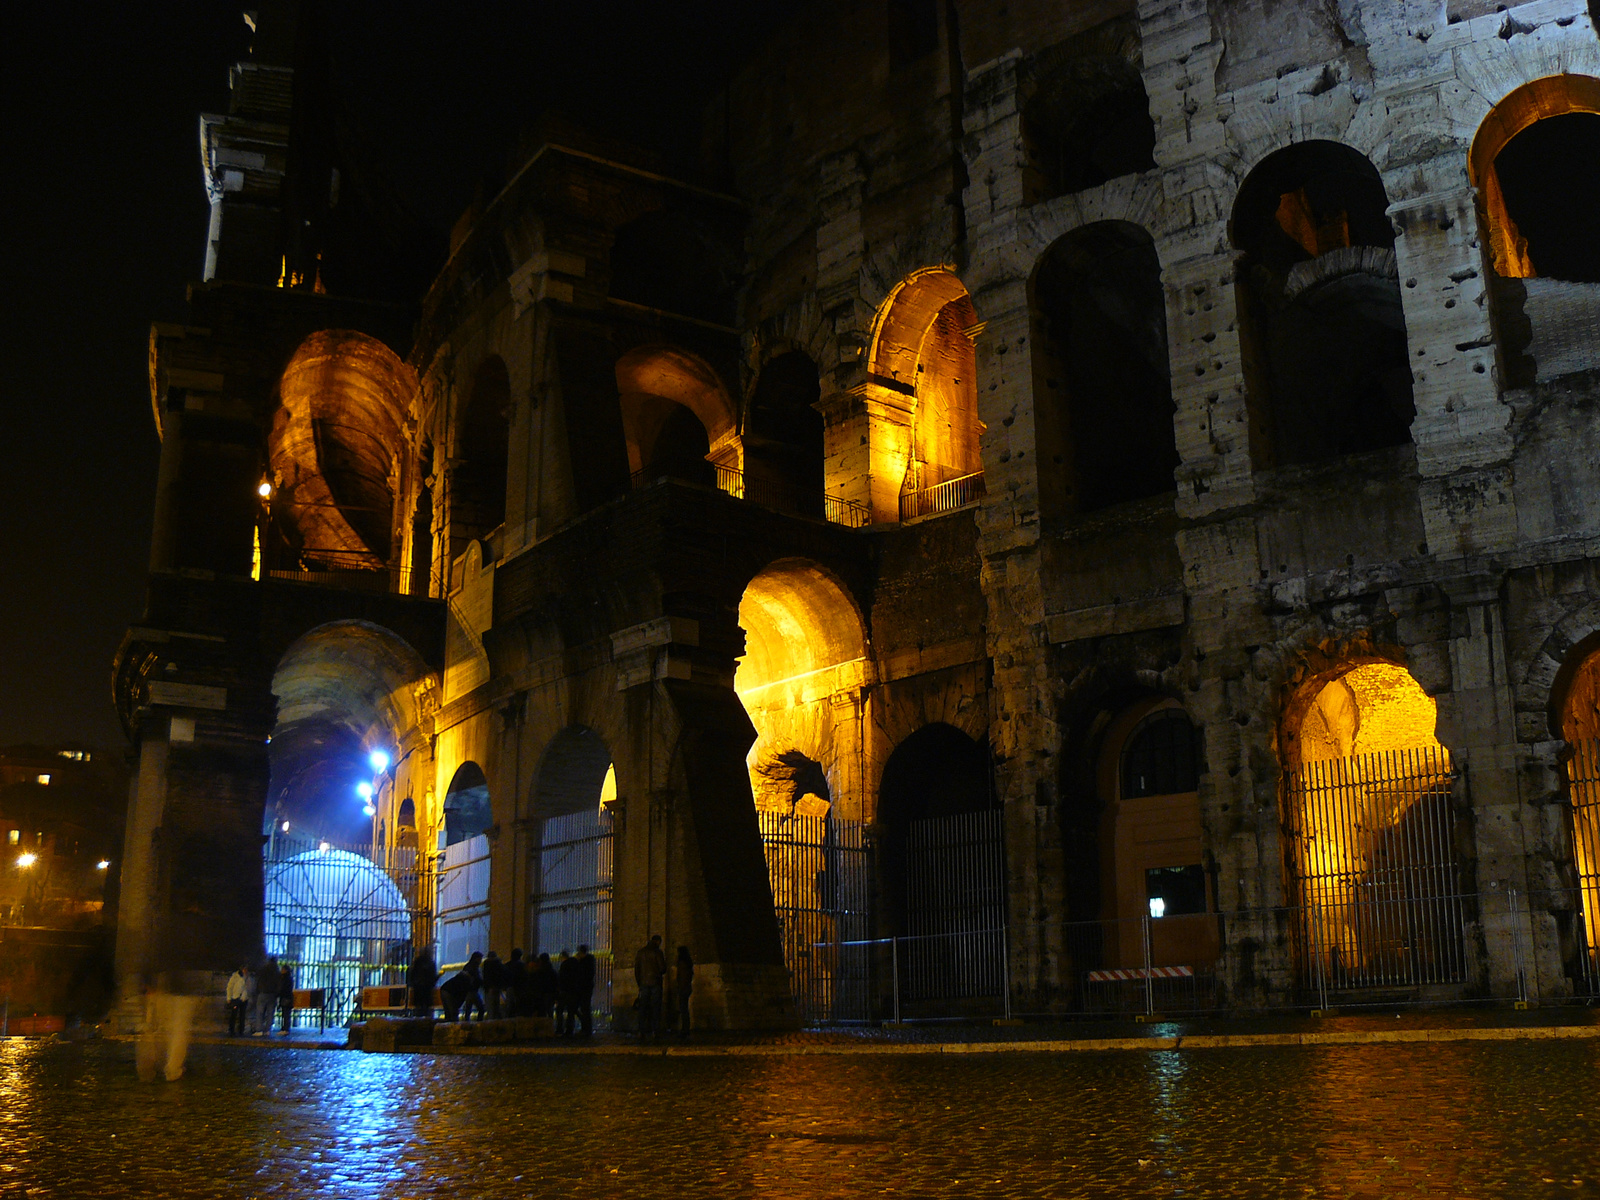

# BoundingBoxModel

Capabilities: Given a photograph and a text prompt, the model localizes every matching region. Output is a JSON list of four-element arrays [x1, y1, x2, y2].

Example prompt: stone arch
[[267, 330, 416, 572], [1231, 141, 1415, 467], [527, 725, 616, 974], [1278, 660, 1466, 993], [735, 558, 871, 821], [451, 355, 510, 547], [1030, 220, 1175, 516], [267, 619, 430, 846], [1468, 75, 1600, 385], [443, 761, 492, 845], [616, 344, 740, 484], [866, 268, 985, 514]]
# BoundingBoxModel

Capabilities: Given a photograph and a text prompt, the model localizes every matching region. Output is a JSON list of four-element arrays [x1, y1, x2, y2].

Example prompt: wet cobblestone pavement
[[4, 1036, 1600, 1198]]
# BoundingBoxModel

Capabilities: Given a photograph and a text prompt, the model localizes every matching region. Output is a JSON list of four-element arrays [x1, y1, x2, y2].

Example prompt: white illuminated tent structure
[[264, 847, 413, 1024]]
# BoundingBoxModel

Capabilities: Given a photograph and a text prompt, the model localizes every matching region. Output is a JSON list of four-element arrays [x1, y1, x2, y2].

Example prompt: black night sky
[[1, 2, 779, 754]]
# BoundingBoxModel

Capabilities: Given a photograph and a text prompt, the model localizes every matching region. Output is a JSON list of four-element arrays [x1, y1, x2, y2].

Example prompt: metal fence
[[530, 809, 614, 1017], [899, 470, 986, 521], [263, 839, 421, 1026], [903, 809, 1008, 1005], [1283, 745, 1468, 993], [436, 834, 490, 969], [1565, 739, 1600, 976], [757, 811, 873, 1023], [629, 463, 871, 528]]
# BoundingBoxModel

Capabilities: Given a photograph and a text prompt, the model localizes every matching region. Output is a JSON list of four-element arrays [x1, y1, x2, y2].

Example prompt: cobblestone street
[[3, 1036, 1600, 1198]]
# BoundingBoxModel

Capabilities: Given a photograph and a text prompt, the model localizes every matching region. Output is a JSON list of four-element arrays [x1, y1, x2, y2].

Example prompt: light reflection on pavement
[[3, 1036, 1599, 1197]]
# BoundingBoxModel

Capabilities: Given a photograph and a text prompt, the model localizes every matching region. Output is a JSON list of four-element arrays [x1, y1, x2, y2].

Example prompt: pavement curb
[[102, 1021, 1600, 1058]]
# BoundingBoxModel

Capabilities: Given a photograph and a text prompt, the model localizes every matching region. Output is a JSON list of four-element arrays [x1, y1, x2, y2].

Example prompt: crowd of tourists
[[405, 945, 599, 1036]]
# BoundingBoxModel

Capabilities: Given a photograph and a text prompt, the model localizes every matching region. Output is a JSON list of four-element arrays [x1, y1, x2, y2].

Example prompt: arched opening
[[1281, 662, 1466, 994], [1031, 222, 1176, 515], [616, 345, 738, 489], [408, 439, 434, 597], [735, 560, 873, 1022], [869, 269, 985, 519], [1232, 142, 1415, 466], [744, 352, 826, 516], [1470, 76, 1600, 383], [528, 726, 616, 1021], [1021, 38, 1156, 204], [266, 329, 415, 575], [452, 356, 510, 552], [436, 761, 492, 969], [1553, 638, 1600, 990], [263, 620, 431, 1025], [877, 723, 1005, 1012], [608, 203, 741, 327], [1093, 702, 1215, 979]]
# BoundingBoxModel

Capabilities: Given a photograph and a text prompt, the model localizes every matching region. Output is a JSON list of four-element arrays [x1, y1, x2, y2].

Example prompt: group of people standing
[[407, 945, 598, 1036], [633, 936, 694, 1040], [224, 959, 295, 1035]]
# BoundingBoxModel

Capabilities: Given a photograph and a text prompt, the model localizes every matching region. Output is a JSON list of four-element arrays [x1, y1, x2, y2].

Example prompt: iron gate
[[263, 839, 422, 1025], [758, 811, 872, 1023], [1284, 745, 1468, 993], [530, 809, 614, 1016], [901, 808, 1008, 1004], [1564, 739, 1600, 987]]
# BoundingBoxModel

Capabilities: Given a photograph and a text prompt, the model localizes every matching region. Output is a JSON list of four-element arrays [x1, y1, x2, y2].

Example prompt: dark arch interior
[[1023, 56, 1155, 202], [609, 204, 740, 326], [877, 723, 994, 934], [1033, 222, 1175, 512], [745, 352, 824, 514], [455, 358, 510, 546], [645, 403, 715, 486], [1232, 141, 1414, 466], [444, 761, 492, 846], [533, 726, 612, 819], [1496, 112, 1600, 284]]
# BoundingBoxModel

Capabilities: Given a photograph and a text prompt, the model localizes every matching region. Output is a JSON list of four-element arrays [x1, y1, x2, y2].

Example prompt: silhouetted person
[[570, 944, 597, 1037], [277, 964, 294, 1034], [634, 934, 667, 1040], [504, 948, 529, 1016], [254, 957, 278, 1034], [674, 945, 694, 1038], [439, 952, 483, 1022], [553, 951, 572, 1034], [225, 965, 249, 1036], [482, 950, 506, 1019], [408, 949, 438, 1018], [531, 953, 557, 1017], [461, 951, 486, 1020]]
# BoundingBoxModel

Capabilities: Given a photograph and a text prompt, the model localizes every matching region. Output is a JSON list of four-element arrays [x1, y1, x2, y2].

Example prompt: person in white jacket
[[225, 966, 249, 1036]]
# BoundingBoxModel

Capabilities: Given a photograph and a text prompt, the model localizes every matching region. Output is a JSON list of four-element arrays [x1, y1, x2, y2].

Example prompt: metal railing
[[630, 463, 871, 528], [899, 470, 986, 521]]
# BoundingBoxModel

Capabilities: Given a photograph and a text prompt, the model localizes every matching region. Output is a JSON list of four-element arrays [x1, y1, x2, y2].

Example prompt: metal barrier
[[530, 810, 614, 1018], [899, 470, 986, 521], [1283, 745, 1468, 993], [263, 840, 420, 1028]]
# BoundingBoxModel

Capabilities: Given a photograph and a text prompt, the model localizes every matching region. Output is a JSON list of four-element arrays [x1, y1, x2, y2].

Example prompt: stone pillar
[[608, 675, 794, 1030]]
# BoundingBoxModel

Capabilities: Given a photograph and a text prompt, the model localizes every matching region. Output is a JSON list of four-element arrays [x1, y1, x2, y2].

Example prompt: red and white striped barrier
[[1086, 965, 1195, 983]]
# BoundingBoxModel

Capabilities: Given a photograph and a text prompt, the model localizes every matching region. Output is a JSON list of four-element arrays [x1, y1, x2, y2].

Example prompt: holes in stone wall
[[1232, 141, 1415, 465], [1031, 221, 1176, 515]]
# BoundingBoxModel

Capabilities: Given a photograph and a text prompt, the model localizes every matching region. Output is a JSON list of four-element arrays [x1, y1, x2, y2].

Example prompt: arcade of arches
[[117, 5, 1600, 1032]]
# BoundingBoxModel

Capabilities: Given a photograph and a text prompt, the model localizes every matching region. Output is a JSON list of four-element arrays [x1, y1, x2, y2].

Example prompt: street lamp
[[368, 749, 390, 774], [16, 853, 36, 868]]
